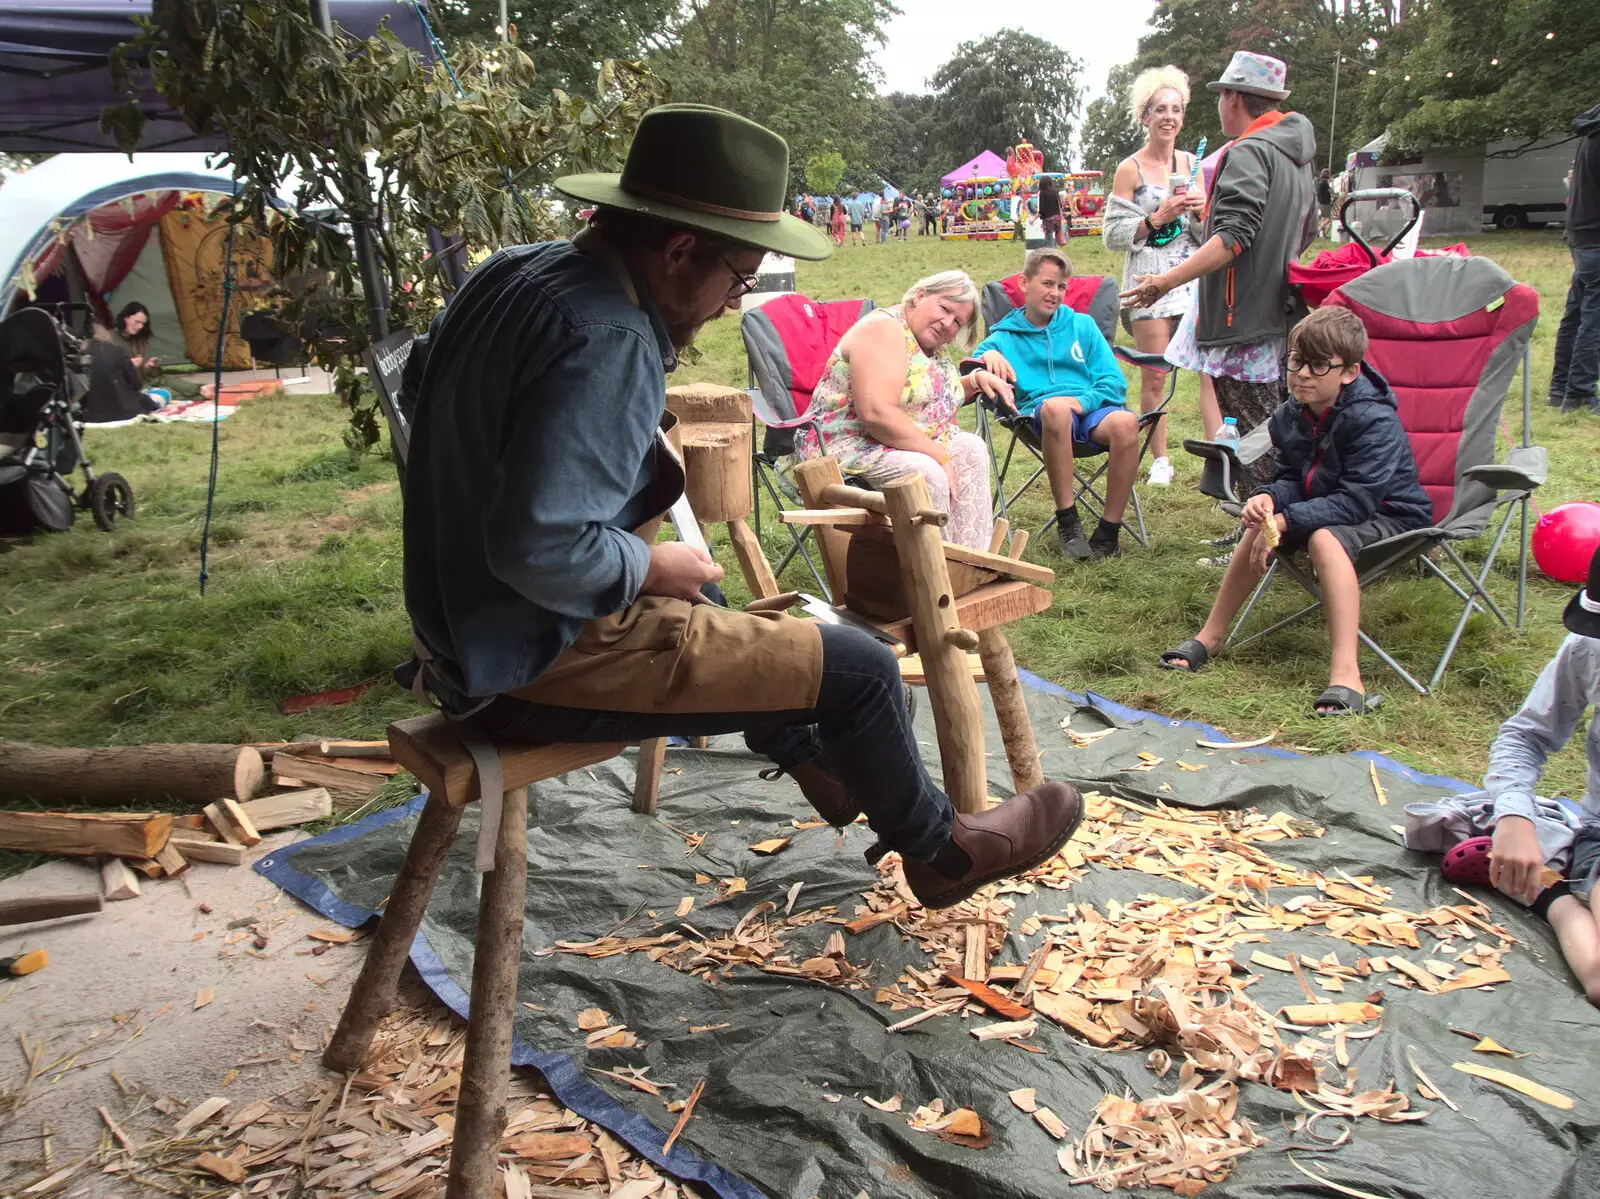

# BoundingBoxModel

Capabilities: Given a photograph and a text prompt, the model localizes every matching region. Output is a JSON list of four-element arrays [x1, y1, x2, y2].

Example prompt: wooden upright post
[[880, 475, 988, 814], [978, 520, 1043, 796], [793, 457, 852, 599]]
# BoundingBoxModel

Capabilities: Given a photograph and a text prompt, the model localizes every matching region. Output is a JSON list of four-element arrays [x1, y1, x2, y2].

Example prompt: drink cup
[[1169, 173, 1188, 196]]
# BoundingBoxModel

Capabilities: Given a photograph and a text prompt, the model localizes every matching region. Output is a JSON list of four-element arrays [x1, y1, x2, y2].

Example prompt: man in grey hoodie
[[1121, 51, 1318, 500]]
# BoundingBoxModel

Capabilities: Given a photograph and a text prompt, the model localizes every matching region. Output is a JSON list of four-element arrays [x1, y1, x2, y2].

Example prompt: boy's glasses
[[1285, 354, 1350, 377]]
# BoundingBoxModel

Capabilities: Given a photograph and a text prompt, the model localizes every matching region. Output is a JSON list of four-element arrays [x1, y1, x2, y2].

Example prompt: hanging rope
[[405, 0, 535, 225], [197, 201, 239, 596]]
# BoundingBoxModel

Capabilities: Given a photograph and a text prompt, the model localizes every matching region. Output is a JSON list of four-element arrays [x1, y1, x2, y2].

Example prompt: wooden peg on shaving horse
[[880, 475, 988, 814]]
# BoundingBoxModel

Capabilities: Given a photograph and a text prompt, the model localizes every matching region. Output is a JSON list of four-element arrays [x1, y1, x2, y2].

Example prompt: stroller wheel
[[89, 472, 135, 531]]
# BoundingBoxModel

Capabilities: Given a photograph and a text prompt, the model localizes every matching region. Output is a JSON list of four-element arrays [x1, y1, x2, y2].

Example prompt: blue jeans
[[1551, 244, 1600, 405], [473, 624, 954, 860]]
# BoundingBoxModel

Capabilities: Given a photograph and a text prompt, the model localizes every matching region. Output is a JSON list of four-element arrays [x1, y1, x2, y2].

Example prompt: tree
[[862, 92, 939, 193], [805, 149, 846, 195], [432, 0, 678, 94], [926, 29, 1083, 175], [106, 0, 664, 450], [649, 1, 896, 189], [1079, 63, 1145, 179], [1361, 0, 1600, 155]]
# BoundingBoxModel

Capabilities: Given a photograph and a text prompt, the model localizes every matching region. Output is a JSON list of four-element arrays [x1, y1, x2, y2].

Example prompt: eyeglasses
[[722, 258, 761, 299], [1285, 354, 1350, 376]]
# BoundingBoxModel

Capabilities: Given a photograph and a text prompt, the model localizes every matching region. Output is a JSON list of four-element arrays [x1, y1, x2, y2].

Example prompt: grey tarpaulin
[[258, 680, 1600, 1199]]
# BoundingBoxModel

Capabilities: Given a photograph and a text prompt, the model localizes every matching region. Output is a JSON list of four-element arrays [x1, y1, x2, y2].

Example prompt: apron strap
[[451, 719, 509, 873]]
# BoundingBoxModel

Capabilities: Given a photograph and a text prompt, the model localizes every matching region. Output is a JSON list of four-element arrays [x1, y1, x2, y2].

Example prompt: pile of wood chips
[[41, 987, 704, 1199], [553, 785, 1521, 1195]]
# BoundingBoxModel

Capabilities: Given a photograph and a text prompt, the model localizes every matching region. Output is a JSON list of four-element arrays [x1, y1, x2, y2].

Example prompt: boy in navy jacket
[[1158, 306, 1431, 714]]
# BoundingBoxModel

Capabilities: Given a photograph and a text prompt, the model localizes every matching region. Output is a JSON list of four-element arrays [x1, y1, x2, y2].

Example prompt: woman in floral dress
[[798, 271, 1013, 549]]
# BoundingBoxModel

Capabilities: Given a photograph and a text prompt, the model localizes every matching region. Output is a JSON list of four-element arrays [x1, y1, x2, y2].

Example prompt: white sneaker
[[1147, 456, 1174, 486]]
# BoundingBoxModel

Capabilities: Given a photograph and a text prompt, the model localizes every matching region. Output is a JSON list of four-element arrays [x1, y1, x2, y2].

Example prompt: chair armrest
[[1463, 445, 1547, 492], [1113, 345, 1173, 372], [1182, 437, 1240, 466]]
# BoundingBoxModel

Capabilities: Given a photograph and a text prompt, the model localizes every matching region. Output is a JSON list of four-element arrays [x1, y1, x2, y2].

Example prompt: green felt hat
[[556, 104, 834, 261]]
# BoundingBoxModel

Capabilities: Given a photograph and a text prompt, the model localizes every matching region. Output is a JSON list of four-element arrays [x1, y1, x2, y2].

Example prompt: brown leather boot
[[901, 782, 1083, 909], [777, 761, 862, 829]]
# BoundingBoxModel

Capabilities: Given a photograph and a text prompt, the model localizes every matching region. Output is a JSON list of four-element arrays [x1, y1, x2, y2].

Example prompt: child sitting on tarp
[[1403, 544, 1600, 1007]]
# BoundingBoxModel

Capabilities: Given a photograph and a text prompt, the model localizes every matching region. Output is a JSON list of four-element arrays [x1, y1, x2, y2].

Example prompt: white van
[[1482, 138, 1577, 230]]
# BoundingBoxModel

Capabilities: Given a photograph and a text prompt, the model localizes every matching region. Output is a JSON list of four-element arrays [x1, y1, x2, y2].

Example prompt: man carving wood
[[401, 104, 1082, 907]]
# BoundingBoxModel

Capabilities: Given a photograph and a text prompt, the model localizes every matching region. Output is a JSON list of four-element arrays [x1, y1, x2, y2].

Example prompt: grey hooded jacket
[[1197, 111, 1318, 347]]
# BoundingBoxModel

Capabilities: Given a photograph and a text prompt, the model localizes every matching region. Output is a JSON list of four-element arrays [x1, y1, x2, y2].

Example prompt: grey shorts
[[1572, 820, 1600, 902], [1279, 512, 1418, 562]]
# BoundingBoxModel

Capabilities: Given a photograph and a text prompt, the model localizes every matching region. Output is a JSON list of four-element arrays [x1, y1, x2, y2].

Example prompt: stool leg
[[632, 737, 667, 814], [325, 791, 464, 1072], [446, 785, 529, 1199]]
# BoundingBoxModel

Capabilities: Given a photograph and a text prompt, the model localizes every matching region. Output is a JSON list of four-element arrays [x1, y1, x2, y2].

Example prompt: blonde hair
[[903, 269, 980, 353], [1128, 65, 1191, 126]]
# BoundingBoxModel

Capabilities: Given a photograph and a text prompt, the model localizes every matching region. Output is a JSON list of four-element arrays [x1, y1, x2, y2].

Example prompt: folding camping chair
[[742, 293, 877, 598], [1215, 254, 1544, 695], [974, 273, 1174, 543]]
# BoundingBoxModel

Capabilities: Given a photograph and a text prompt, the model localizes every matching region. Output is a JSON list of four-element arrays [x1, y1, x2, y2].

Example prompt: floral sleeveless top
[[797, 306, 961, 473]]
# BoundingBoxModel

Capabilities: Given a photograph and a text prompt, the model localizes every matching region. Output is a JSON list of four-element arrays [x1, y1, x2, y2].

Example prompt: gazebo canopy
[[940, 150, 1007, 185]]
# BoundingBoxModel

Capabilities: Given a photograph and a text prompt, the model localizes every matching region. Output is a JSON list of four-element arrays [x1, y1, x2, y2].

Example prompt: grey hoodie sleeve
[[1102, 192, 1146, 254], [1484, 636, 1595, 822], [1208, 141, 1272, 253]]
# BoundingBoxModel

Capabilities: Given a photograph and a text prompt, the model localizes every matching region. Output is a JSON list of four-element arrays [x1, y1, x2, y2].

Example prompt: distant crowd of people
[[794, 191, 948, 246]]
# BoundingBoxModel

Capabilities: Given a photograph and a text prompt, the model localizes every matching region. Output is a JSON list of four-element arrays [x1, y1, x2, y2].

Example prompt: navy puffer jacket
[[1256, 363, 1433, 536]]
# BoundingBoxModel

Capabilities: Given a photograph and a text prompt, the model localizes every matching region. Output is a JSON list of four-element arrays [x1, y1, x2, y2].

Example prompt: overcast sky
[[875, 3, 1160, 116]]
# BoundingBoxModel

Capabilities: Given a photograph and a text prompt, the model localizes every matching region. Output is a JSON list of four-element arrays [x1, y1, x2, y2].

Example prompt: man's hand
[[979, 350, 1016, 383], [641, 542, 724, 604], [1120, 274, 1170, 309], [1490, 815, 1546, 905]]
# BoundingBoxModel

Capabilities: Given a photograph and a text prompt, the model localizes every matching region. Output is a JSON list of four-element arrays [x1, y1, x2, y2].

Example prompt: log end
[[234, 747, 265, 802]]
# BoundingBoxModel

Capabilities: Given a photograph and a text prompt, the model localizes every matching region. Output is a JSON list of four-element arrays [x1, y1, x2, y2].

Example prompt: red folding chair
[[975, 273, 1174, 543], [742, 294, 876, 597]]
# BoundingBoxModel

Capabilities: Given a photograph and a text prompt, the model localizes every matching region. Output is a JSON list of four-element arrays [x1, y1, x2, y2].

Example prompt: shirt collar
[[572, 227, 678, 372]]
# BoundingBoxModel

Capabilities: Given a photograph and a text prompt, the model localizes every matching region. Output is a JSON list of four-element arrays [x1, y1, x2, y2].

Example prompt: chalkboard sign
[[362, 329, 416, 467]]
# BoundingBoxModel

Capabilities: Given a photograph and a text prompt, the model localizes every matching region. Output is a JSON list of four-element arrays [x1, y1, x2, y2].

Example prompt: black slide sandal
[[1159, 639, 1210, 673], [1311, 685, 1384, 717]]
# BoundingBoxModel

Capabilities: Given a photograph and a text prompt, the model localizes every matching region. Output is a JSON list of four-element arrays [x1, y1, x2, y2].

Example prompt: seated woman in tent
[[796, 269, 1013, 549], [110, 302, 214, 404]]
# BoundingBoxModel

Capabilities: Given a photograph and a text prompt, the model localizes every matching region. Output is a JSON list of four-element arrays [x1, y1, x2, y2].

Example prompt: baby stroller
[[0, 307, 135, 535]]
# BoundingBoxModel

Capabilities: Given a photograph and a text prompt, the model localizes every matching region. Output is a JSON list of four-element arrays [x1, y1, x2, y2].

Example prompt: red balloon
[[1532, 501, 1600, 584]]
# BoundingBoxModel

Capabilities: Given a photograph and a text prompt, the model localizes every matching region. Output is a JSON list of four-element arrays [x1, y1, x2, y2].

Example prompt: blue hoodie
[[971, 305, 1127, 418]]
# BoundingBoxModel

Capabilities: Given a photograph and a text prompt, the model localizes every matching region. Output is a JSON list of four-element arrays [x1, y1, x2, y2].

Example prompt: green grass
[[0, 229, 1593, 817]]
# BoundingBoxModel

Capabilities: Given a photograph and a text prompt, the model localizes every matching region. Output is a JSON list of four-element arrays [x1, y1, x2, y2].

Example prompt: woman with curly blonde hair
[[1103, 65, 1219, 485], [798, 270, 1013, 548]]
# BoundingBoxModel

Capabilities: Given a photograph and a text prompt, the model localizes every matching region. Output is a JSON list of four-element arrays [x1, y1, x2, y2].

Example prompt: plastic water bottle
[[1215, 417, 1240, 448]]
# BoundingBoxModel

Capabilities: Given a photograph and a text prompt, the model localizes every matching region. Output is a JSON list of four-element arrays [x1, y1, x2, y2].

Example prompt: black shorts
[[1279, 513, 1417, 562]]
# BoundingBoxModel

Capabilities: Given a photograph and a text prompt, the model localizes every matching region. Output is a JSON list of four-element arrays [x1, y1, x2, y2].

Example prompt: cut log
[[239, 788, 332, 831], [726, 516, 780, 600], [0, 742, 263, 805], [203, 802, 245, 847], [0, 811, 171, 859], [153, 840, 190, 878], [317, 740, 390, 759], [664, 382, 752, 425], [168, 832, 248, 866], [273, 753, 386, 796], [123, 857, 164, 879], [882, 475, 987, 815], [219, 799, 261, 846], [0, 891, 103, 927], [678, 422, 752, 522], [100, 857, 142, 901]]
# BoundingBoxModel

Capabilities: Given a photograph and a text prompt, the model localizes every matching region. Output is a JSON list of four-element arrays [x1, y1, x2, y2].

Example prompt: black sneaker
[[1057, 521, 1091, 560], [1560, 395, 1600, 415], [1088, 520, 1122, 559]]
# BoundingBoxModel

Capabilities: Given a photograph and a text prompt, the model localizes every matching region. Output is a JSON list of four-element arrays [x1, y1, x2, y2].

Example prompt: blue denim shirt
[[402, 239, 680, 707]]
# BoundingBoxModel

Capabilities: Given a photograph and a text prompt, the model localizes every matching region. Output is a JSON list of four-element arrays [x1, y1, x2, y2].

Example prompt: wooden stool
[[323, 715, 665, 1198]]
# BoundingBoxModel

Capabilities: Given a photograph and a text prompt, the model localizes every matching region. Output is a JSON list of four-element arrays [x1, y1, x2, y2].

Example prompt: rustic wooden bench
[[322, 715, 665, 1197]]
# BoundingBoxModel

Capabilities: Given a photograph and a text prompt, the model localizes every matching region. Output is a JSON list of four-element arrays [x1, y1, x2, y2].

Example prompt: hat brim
[[554, 173, 835, 261], [1205, 80, 1290, 100], [1563, 591, 1600, 639]]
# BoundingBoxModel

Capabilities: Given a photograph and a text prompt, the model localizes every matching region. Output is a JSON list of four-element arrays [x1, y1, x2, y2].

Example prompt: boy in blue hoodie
[[1158, 305, 1431, 715], [967, 248, 1135, 559]]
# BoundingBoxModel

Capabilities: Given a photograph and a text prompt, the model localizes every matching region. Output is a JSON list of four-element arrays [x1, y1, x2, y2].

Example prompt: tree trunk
[[0, 743, 264, 805]]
